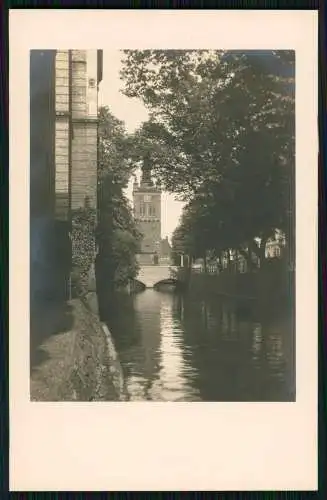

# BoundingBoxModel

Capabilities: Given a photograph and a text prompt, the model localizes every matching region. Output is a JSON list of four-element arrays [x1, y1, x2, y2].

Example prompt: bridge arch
[[130, 279, 146, 292], [136, 265, 173, 289], [153, 278, 180, 291]]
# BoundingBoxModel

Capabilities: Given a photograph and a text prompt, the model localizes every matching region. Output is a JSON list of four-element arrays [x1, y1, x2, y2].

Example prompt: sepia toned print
[[30, 49, 295, 402]]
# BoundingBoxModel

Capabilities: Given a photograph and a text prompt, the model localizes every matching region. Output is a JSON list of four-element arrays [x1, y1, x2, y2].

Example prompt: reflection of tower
[[133, 154, 161, 265]]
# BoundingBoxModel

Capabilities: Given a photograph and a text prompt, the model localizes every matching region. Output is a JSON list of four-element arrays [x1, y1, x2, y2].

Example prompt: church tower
[[133, 155, 161, 265]]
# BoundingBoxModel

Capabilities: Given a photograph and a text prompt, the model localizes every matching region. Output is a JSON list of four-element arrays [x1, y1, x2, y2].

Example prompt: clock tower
[[133, 156, 161, 265]]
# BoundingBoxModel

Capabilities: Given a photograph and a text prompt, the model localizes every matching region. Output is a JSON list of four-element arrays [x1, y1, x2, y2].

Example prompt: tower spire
[[140, 153, 153, 186]]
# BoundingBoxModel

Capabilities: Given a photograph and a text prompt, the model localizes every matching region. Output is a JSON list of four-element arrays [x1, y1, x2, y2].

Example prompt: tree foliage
[[96, 106, 141, 292], [121, 50, 295, 266], [71, 206, 97, 296]]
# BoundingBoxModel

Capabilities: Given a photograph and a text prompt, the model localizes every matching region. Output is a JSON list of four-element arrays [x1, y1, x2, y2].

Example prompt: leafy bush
[[71, 207, 97, 297]]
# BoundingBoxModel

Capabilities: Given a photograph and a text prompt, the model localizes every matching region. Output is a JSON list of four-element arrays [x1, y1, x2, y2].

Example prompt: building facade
[[265, 231, 286, 259], [30, 49, 103, 301], [54, 49, 102, 220], [30, 50, 57, 300], [133, 160, 161, 265]]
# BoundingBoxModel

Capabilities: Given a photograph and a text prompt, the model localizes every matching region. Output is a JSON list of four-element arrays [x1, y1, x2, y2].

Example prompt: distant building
[[160, 236, 171, 256], [133, 157, 162, 265], [159, 236, 172, 265], [265, 231, 286, 259]]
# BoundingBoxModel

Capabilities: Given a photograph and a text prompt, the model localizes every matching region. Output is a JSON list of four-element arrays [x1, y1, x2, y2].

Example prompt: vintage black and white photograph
[[30, 49, 295, 402]]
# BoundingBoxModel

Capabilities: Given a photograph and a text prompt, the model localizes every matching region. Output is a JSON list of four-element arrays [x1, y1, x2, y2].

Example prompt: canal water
[[104, 289, 295, 402]]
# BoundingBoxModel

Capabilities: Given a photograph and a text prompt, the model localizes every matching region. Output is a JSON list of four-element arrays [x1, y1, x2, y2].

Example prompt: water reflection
[[104, 290, 295, 402], [251, 323, 263, 365]]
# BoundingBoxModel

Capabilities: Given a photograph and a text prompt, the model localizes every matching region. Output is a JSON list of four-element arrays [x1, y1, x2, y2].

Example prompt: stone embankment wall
[[30, 297, 127, 402], [180, 263, 294, 306]]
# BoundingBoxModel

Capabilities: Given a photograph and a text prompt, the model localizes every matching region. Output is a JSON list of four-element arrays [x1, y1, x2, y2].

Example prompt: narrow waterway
[[104, 290, 295, 402]]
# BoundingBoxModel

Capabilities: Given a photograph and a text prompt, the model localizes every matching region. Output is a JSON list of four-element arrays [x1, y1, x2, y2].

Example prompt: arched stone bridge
[[136, 265, 178, 289]]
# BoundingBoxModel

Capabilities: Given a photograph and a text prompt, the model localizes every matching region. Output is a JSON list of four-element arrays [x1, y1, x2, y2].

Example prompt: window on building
[[148, 204, 156, 216], [140, 202, 145, 216]]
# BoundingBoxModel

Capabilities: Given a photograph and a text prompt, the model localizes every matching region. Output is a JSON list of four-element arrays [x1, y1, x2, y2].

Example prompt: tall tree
[[121, 50, 295, 263], [96, 106, 141, 300]]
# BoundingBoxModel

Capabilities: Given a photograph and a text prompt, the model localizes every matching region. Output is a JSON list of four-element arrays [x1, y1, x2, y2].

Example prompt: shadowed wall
[[30, 50, 59, 300]]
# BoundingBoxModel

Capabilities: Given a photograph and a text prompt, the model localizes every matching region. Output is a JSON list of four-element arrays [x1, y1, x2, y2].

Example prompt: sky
[[98, 50, 184, 241]]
